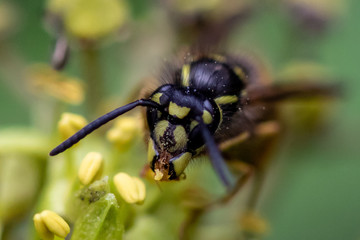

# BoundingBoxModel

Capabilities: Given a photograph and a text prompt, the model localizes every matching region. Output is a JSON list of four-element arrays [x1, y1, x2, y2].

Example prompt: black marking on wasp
[[50, 54, 339, 191]]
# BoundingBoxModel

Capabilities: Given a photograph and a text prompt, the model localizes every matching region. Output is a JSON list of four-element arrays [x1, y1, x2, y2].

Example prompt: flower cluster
[[0, 0, 345, 239]]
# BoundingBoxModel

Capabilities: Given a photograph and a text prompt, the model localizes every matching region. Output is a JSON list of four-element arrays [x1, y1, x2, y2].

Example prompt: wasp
[[50, 53, 338, 190]]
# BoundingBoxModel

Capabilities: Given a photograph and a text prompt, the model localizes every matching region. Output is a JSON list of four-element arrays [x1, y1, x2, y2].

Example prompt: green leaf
[[66, 177, 109, 222], [71, 193, 124, 240]]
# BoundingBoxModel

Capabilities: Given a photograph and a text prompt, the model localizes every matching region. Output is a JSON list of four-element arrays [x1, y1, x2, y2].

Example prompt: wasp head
[[146, 84, 221, 181]]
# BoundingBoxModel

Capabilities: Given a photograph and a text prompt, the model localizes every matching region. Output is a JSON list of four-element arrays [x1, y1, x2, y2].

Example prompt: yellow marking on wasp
[[233, 66, 246, 80], [202, 110, 213, 124], [190, 120, 199, 131], [151, 93, 163, 104], [195, 146, 205, 155], [215, 95, 238, 105], [147, 139, 156, 163], [154, 120, 169, 146], [172, 152, 192, 176], [169, 102, 191, 119], [181, 64, 190, 86], [169, 125, 187, 152], [210, 54, 226, 63]]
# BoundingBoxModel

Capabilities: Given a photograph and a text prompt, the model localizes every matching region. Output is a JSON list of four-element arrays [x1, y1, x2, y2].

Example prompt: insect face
[[146, 84, 221, 180]]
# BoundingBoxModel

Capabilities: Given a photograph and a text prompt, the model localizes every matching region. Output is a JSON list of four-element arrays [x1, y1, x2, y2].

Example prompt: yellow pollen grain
[[33, 213, 54, 240], [39, 210, 70, 238], [78, 152, 104, 185], [215, 95, 238, 105], [58, 112, 87, 140], [202, 110, 213, 124], [181, 64, 190, 86], [113, 172, 146, 204], [151, 92, 162, 104], [169, 102, 191, 119], [154, 169, 164, 181]]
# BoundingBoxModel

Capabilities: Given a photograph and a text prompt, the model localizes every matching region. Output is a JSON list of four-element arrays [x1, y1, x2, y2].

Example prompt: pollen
[[154, 169, 164, 181], [113, 172, 146, 205], [58, 112, 87, 140], [28, 64, 84, 105], [106, 116, 141, 152], [78, 152, 104, 185], [33, 210, 70, 240]]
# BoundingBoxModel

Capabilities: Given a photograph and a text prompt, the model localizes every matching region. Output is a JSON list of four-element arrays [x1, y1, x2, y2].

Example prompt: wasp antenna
[[50, 99, 160, 156], [196, 117, 235, 190]]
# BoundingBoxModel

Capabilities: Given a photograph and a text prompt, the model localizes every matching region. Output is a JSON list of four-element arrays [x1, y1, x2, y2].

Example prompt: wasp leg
[[180, 121, 280, 239], [179, 209, 204, 240], [217, 120, 281, 205], [238, 121, 281, 239], [239, 170, 269, 240], [218, 161, 253, 205], [197, 118, 235, 189]]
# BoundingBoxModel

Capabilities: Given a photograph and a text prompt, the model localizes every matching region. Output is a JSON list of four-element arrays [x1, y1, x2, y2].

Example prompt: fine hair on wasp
[[50, 51, 339, 191]]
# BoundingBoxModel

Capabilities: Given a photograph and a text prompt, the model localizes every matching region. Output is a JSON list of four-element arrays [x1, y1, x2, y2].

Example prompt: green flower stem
[[109, 149, 122, 176], [80, 43, 104, 118], [65, 150, 75, 179]]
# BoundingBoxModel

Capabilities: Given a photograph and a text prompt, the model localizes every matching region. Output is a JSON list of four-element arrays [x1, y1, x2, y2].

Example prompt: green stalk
[[65, 150, 75, 179], [80, 43, 104, 119]]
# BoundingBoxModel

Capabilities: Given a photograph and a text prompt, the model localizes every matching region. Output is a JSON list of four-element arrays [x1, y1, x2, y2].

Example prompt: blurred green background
[[0, 0, 359, 239]]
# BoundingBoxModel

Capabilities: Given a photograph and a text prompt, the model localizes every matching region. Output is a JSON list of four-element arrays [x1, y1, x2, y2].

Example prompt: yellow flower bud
[[240, 211, 268, 236], [64, 0, 128, 40], [33, 210, 70, 240], [33, 213, 54, 240], [113, 172, 146, 205], [0, 2, 17, 37], [47, 0, 72, 15], [78, 152, 104, 185], [58, 112, 87, 140], [106, 116, 141, 152], [28, 64, 84, 105]]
